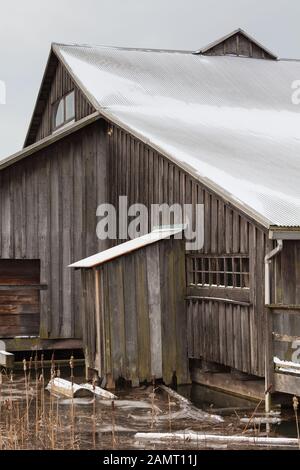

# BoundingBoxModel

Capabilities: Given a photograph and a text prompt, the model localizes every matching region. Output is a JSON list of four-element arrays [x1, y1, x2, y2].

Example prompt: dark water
[[180, 384, 298, 440]]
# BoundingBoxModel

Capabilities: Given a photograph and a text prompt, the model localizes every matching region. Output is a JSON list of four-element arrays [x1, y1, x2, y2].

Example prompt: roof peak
[[52, 42, 193, 55], [53, 31, 278, 60], [195, 28, 278, 60]]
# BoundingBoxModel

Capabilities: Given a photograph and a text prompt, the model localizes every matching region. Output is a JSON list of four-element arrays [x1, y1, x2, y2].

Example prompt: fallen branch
[[240, 417, 281, 425], [79, 383, 117, 399], [135, 431, 299, 447], [159, 385, 189, 405], [159, 385, 223, 423], [130, 407, 220, 423], [98, 399, 161, 412]]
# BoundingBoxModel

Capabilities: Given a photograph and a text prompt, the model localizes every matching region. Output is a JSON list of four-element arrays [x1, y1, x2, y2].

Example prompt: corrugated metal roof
[[69, 226, 184, 268], [53, 43, 300, 228]]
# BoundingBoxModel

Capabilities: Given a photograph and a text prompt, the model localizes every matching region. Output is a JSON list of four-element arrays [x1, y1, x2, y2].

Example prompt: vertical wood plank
[[146, 244, 163, 379]]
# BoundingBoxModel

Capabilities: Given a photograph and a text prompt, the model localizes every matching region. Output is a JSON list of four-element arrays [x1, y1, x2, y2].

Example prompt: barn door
[[0, 260, 40, 338]]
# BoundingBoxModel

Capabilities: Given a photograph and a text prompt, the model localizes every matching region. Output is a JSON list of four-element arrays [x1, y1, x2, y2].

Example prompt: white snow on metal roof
[[54, 43, 300, 227], [69, 226, 184, 268]]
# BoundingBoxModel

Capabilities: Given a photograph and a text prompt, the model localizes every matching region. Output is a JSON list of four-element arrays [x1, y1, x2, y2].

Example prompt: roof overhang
[[269, 227, 300, 240], [69, 226, 185, 269], [23, 50, 58, 148], [0, 111, 101, 171]]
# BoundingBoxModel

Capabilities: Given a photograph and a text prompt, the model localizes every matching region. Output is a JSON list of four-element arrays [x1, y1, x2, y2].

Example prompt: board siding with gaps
[[33, 61, 95, 144], [1, 116, 268, 376], [0, 260, 41, 337], [106, 123, 268, 376]]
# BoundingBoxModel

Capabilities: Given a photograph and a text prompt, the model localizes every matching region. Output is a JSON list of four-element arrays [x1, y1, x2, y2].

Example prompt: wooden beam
[[269, 304, 300, 310], [186, 296, 251, 307], [273, 333, 300, 343], [190, 368, 265, 400], [94, 269, 102, 377], [2, 337, 83, 352], [146, 244, 163, 379], [187, 286, 250, 303], [0, 284, 48, 291], [0, 350, 14, 368], [274, 372, 300, 395]]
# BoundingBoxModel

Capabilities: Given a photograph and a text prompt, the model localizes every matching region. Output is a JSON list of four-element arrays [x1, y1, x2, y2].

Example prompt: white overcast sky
[[1, 0, 300, 159]]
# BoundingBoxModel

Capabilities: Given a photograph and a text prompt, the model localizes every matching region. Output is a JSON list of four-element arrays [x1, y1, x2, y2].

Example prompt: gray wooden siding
[[107, 123, 270, 377], [0, 260, 40, 337], [33, 61, 95, 144], [203, 32, 275, 59], [1, 113, 271, 375], [81, 237, 189, 385], [272, 241, 300, 361], [0, 121, 108, 339]]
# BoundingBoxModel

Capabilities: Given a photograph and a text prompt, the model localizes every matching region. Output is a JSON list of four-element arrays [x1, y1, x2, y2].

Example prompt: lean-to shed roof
[[69, 226, 184, 268]]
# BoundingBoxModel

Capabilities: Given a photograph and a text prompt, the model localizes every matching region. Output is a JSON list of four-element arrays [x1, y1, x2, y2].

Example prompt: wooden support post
[[131, 378, 140, 388], [264, 239, 282, 413], [94, 268, 102, 377], [106, 373, 116, 390]]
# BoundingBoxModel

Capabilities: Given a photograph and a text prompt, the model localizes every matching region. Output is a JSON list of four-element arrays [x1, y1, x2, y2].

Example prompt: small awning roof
[[69, 226, 184, 269]]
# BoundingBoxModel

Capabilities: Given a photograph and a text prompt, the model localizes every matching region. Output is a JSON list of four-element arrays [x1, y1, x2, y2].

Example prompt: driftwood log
[[135, 431, 299, 448], [159, 385, 224, 423], [46, 378, 117, 399]]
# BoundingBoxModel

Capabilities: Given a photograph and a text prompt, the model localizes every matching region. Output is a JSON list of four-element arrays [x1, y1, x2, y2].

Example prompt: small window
[[65, 92, 75, 121], [187, 255, 250, 288], [52, 91, 75, 131]]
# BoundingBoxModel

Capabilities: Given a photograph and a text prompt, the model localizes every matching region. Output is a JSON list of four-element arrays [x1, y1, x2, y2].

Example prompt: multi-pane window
[[52, 91, 75, 131], [187, 255, 250, 288]]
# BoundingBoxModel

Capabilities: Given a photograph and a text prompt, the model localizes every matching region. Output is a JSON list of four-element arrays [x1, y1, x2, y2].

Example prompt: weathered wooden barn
[[1, 29, 300, 398]]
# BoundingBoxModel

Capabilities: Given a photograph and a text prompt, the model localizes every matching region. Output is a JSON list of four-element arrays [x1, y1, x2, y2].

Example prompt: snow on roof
[[69, 226, 184, 268], [53, 42, 300, 228]]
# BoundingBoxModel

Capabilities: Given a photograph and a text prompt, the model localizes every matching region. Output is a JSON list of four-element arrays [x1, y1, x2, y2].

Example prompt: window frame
[[186, 253, 250, 289], [52, 90, 75, 132]]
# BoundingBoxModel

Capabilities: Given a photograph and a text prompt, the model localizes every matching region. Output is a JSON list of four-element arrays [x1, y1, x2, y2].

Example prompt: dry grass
[[0, 355, 82, 450]]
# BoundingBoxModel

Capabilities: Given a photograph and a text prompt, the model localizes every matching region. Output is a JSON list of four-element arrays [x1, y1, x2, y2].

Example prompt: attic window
[[52, 90, 75, 131]]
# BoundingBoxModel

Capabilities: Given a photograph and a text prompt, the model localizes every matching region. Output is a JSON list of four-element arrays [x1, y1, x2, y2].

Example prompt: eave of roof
[[69, 226, 185, 269], [269, 226, 300, 240], [23, 50, 58, 148], [52, 42, 193, 55], [0, 111, 101, 171]]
